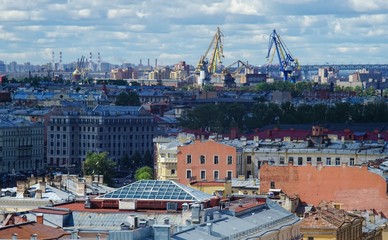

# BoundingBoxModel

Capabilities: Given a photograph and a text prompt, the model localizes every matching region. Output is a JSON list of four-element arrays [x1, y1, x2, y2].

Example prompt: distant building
[[317, 67, 338, 84], [110, 67, 134, 80], [46, 105, 156, 172], [0, 117, 45, 174]]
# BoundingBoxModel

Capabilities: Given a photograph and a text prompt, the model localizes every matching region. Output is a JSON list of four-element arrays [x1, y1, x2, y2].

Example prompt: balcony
[[159, 157, 177, 163]]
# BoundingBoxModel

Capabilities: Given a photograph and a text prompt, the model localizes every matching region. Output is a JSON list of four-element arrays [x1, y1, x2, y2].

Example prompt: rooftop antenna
[[97, 52, 101, 72]]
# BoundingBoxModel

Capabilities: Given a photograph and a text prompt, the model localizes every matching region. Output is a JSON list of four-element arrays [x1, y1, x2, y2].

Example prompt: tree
[[142, 150, 154, 168], [115, 91, 141, 106], [83, 152, 116, 185], [135, 166, 153, 180]]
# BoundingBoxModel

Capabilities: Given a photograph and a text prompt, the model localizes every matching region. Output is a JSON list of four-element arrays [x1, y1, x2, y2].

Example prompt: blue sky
[[0, 0, 387, 67]]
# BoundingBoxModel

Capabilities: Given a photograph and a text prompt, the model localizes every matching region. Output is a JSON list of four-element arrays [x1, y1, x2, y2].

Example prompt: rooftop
[[97, 180, 214, 202]]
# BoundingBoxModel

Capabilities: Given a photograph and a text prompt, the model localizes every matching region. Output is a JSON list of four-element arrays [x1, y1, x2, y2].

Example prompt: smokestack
[[148, 58, 150, 67], [155, 58, 157, 68]]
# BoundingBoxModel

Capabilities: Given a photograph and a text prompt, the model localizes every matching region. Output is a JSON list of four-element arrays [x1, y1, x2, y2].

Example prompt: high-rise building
[[46, 105, 156, 172]]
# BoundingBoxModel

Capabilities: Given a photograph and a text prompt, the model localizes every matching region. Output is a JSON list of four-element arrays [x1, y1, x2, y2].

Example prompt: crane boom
[[266, 29, 300, 81], [196, 27, 224, 84]]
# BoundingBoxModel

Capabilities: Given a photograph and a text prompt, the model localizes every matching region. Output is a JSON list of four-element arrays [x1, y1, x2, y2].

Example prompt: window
[[200, 155, 206, 164], [279, 157, 285, 165], [214, 155, 219, 164], [335, 157, 340, 165], [227, 156, 233, 165], [227, 171, 232, 180], [247, 170, 252, 178], [186, 155, 192, 164], [307, 157, 312, 162], [200, 170, 206, 179], [214, 170, 219, 180], [317, 157, 322, 162], [171, 169, 175, 175], [270, 181, 275, 189], [298, 157, 303, 165], [186, 170, 192, 179], [308, 237, 314, 240], [247, 156, 252, 164], [288, 157, 294, 163], [350, 158, 355, 166], [326, 157, 331, 165]]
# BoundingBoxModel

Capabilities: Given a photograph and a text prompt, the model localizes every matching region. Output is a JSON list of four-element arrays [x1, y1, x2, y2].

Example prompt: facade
[[153, 134, 195, 181], [176, 139, 243, 185], [260, 161, 388, 216], [155, 130, 387, 184], [0, 118, 45, 174], [46, 105, 156, 172], [300, 203, 364, 240]]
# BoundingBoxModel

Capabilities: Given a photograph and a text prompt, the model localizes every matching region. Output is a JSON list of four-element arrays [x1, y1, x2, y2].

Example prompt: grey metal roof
[[97, 180, 213, 202]]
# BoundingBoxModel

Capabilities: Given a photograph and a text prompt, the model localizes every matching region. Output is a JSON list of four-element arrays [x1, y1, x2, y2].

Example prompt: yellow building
[[189, 180, 232, 198], [153, 134, 195, 181]]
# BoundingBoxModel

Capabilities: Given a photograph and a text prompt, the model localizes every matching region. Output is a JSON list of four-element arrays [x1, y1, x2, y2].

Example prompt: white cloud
[[0, 0, 387, 65], [348, 0, 388, 11]]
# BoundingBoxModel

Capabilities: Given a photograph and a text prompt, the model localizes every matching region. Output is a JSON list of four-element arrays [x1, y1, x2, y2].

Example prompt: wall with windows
[[260, 161, 388, 216], [176, 140, 240, 185]]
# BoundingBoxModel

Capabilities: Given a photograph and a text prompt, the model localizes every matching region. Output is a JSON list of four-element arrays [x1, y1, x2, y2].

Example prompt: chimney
[[39, 181, 46, 193], [85, 196, 91, 209], [35, 189, 42, 199], [36, 213, 43, 224], [153, 225, 171, 240], [317, 161, 323, 171], [71, 230, 78, 239], [207, 223, 213, 235]]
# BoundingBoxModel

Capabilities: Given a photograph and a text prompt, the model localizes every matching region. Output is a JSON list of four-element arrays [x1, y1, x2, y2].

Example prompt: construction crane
[[266, 29, 300, 82], [221, 60, 252, 88], [195, 27, 224, 85]]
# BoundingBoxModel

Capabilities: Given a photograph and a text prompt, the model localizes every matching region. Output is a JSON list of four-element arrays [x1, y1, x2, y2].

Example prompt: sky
[[1, 0, 388, 67]]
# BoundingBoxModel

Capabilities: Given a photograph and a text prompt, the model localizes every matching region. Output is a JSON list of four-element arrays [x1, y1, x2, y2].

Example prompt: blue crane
[[266, 29, 300, 82]]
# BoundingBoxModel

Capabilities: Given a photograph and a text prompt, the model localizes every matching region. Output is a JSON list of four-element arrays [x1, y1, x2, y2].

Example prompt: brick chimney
[[36, 213, 43, 224]]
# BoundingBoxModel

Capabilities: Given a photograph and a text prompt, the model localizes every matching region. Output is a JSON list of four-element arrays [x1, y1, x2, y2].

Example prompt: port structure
[[195, 27, 224, 86], [266, 29, 300, 82]]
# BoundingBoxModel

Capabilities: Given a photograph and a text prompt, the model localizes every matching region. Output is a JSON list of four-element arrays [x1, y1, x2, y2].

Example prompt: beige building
[[153, 134, 195, 181], [300, 202, 382, 240]]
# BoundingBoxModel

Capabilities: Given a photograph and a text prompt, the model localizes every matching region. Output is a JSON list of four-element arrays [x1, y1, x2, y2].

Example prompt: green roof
[[97, 180, 213, 202]]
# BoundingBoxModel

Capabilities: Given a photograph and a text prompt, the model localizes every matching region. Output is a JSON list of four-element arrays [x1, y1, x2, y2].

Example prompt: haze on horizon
[[0, 0, 388, 67]]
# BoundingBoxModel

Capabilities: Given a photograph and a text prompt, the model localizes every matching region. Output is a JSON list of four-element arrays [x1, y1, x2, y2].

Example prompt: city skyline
[[1, 0, 388, 67]]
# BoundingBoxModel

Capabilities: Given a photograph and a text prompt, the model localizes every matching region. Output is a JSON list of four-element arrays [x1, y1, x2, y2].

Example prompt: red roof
[[0, 222, 70, 240]]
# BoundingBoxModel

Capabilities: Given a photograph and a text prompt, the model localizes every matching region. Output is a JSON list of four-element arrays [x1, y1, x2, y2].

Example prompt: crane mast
[[221, 60, 252, 88], [266, 29, 300, 82], [195, 27, 224, 85]]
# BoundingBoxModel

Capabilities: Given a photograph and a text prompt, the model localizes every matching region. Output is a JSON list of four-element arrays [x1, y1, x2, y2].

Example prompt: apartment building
[[176, 139, 243, 185], [300, 202, 364, 240], [260, 161, 388, 216], [47, 105, 156, 172], [0, 117, 45, 174]]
